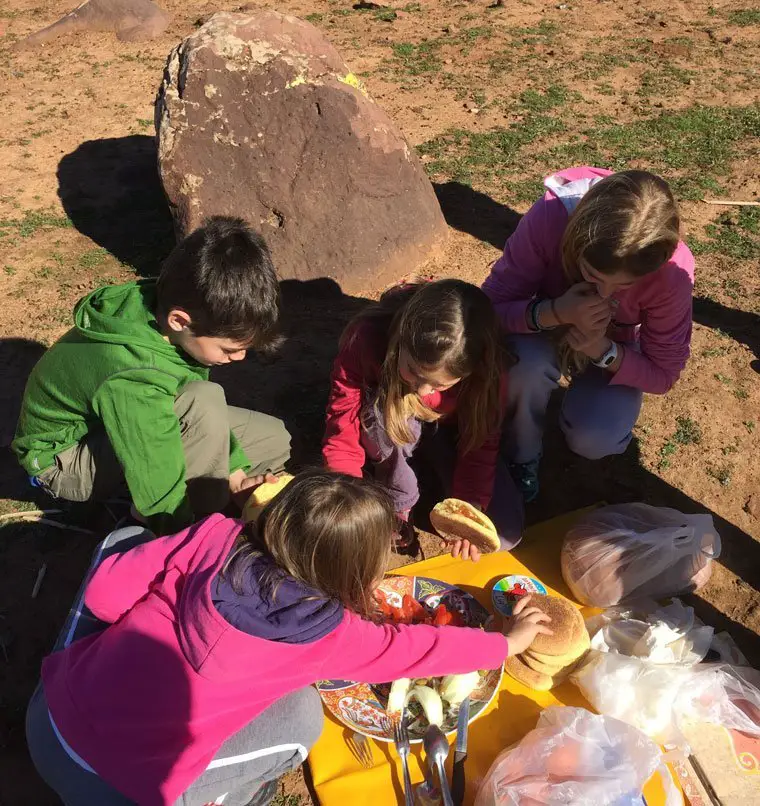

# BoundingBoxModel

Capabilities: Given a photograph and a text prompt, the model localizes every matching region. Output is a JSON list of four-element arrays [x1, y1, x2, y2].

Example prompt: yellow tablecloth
[[309, 510, 683, 805]]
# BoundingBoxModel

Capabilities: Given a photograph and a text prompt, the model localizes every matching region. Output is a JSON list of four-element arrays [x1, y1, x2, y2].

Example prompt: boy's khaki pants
[[36, 381, 290, 517]]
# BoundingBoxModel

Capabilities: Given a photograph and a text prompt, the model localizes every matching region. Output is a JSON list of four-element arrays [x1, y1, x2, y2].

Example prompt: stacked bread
[[505, 594, 590, 691]]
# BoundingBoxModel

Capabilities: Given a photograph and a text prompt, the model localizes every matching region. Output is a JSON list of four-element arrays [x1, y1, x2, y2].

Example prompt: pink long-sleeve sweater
[[482, 166, 695, 394], [41, 514, 507, 806]]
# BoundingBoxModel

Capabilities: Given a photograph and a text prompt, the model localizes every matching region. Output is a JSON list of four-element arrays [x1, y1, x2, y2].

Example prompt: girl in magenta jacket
[[322, 279, 524, 559], [26, 471, 549, 806], [482, 167, 694, 501]]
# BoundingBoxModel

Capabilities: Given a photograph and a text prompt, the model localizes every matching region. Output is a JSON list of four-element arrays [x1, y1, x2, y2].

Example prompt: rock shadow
[[433, 181, 522, 251], [212, 277, 374, 468], [57, 135, 175, 277]]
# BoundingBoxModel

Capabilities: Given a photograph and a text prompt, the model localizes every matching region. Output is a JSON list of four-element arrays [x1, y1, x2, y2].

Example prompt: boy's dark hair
[[157, 216, 280, 348]]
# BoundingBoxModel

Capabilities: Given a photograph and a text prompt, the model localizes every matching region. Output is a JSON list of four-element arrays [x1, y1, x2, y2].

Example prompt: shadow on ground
[[57, 135, 176, 277], [693, 296, 760, 362], [433, 181, 522, 251], [213, 277, 372, 467], [0, 339, 49, 508]]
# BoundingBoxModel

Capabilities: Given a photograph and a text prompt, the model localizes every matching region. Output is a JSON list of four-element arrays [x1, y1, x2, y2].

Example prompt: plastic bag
[[678, 663, 760, 736], [474, 706, 680, 806], [585, 599, 714, 665], [561, 504, 721, 606], [572, 652, 760, 749]]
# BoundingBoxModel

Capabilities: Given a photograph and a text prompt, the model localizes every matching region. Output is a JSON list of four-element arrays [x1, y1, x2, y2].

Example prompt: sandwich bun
[[430, 498, 501, 553]]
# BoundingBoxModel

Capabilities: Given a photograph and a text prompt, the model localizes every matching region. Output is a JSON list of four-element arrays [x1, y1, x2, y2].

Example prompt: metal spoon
[[415, 755, 442, 805], [423, 725, 455, 806]]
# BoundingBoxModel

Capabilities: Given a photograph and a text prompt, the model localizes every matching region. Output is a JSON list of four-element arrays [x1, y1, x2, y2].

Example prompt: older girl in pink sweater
[[27, 471, 549, 806], [483, 166, 694, 500]]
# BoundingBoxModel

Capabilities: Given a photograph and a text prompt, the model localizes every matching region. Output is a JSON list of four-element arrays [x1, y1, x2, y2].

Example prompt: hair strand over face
[[347, 279, 509, 454]]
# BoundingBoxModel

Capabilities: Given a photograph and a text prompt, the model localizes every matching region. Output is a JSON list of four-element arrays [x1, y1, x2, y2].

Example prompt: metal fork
[[387, 717, 415, 806], [348, 730, 373, 769]]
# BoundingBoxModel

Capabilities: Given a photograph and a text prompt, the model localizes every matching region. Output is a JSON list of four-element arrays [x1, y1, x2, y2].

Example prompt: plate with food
[[316, 575, 503, 743]]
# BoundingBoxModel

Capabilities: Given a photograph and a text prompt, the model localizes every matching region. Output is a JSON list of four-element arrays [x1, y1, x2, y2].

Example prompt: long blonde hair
[[558, 170, 680, 374], [346, 280, 506, 453], [225, 470, 394, 617]]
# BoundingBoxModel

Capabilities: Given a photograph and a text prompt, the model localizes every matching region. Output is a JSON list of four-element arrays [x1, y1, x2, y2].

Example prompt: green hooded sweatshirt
[[12, 280, 251, 534]]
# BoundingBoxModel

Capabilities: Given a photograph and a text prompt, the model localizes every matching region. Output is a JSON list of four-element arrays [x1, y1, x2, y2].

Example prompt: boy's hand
[[229, 471, 278, 509], [502, 595, 553, 656]]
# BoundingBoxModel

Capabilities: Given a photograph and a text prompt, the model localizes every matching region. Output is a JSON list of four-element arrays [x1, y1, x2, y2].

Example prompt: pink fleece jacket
[[41, 515, 507, 806], [482, 166, 695, 394]]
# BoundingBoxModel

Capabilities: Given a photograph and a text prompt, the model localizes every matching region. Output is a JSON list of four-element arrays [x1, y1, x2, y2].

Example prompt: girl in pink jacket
[[482, 167, 694, 501], [26, 470, 550, 806]]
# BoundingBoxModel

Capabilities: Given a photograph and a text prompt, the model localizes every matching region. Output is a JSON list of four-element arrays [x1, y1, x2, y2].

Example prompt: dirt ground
[[1, 0, 759, 804]]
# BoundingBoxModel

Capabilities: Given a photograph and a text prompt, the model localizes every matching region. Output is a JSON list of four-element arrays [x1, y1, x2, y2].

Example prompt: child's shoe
[[392, 511, 423, 559]]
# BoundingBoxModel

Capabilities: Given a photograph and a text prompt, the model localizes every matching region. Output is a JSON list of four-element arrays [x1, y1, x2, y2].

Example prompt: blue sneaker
[[508, 459, 540, 504]]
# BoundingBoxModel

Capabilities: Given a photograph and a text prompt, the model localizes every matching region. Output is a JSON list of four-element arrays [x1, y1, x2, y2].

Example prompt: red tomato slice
[[403, 594, 428, 623], [433, 604, 454, 626]]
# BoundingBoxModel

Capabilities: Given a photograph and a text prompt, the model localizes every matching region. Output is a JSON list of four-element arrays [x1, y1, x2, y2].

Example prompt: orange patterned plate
[[316, 575, 503, 743]]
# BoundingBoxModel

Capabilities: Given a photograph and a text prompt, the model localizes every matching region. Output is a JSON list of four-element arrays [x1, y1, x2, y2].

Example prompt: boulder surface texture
[[156, 11, 447, 292]]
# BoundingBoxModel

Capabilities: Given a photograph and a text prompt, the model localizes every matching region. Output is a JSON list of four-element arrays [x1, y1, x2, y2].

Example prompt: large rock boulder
[[155, 11, 447, 292]]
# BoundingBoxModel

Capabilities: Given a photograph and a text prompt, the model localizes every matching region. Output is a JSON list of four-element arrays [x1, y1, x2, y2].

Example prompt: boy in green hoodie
[[12, 216, 290, 535]]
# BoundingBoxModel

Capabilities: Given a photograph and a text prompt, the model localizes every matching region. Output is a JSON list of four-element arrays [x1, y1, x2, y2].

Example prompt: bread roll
[[430, 499, 501, 553], [526, 595, 586, 657]]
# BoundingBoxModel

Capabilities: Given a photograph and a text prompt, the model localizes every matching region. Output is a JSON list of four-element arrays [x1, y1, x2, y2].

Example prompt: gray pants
[[505, 333, 644, 463], [37, 381, 291, 516], [26, 527, 324, 806]]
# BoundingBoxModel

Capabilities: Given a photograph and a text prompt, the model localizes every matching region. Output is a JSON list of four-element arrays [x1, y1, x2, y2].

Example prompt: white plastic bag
[[572, 652, 760, 748], [571, 651, 691, 746], [585, 599, 714, 665], [561, 504, 720, 606], [474, 706, 680, 806], [678, 664, 760, 736]]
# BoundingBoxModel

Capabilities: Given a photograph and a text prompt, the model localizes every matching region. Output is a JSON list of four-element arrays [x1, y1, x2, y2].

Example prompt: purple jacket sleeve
[[321, 610, 508, 683], [482, 194, 566, 333], [611, 251, 694, 394]]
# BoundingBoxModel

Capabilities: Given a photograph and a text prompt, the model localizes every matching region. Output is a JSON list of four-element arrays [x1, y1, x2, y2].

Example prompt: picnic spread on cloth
[[309, 510, 683, 806]]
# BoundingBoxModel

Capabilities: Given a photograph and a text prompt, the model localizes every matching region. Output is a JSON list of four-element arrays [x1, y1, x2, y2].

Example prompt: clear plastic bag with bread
[[474, 706, 681, 806], [561, 504, 721, 607]]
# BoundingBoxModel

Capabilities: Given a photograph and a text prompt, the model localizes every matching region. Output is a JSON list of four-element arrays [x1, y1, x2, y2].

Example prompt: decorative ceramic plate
[[491, 574, 547, 617], [316, 575, 503, 743]]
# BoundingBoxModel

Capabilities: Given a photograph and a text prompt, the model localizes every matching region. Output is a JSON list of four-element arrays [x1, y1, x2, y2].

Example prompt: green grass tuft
[[728, 9, 760, 26], [0, 209, 73, 238]]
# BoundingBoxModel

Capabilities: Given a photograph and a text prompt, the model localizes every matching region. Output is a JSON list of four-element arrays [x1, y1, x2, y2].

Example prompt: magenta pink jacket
[[482, 166, 695, 394], [41, 514, 507, 806]]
